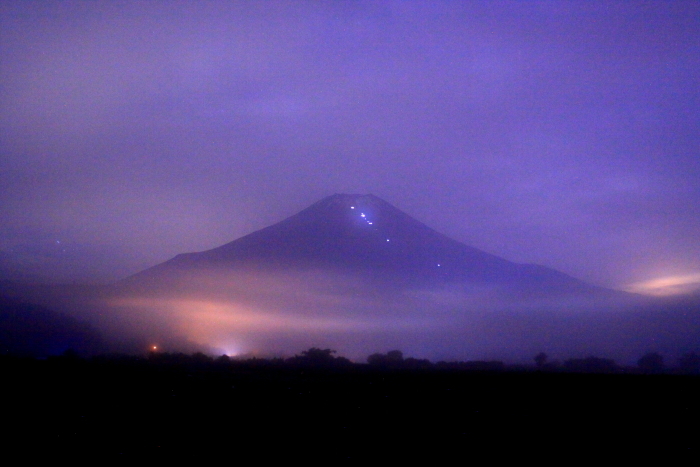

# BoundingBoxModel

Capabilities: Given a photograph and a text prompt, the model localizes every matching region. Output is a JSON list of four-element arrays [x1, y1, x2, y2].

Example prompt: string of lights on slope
[[350, 205, 441, 268]]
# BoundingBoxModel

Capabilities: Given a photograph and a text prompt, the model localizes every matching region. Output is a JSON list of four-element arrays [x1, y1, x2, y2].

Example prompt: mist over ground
[[5, 266, 697, 366]]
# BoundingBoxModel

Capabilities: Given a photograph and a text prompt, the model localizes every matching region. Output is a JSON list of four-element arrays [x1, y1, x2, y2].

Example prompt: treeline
[[367, 349, 700, 374], [366, 349, 700, 374], [530, 351, 700, 374], [4, 347, 697, 458], [4, 346, 697, 375]]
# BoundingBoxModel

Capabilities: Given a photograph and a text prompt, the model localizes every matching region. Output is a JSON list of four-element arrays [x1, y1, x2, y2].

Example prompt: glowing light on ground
[[109, 294, 429, 355], [624, 272, 700, 296], [220, 346, 240, 357]]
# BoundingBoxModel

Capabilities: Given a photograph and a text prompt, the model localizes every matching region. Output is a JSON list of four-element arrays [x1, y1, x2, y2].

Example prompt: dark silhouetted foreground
[[2, 350, 698, 458]]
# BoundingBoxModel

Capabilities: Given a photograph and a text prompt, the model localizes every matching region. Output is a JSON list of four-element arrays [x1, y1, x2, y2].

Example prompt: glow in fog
[[109, 294, 433, 355], [624, 272, 700, 296]]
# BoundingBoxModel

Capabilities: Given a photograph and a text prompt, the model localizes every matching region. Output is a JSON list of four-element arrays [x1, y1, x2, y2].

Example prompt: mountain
[[0, 294, 103, 356], [10, 194, 694, 363], [125, 194, 603, 296]]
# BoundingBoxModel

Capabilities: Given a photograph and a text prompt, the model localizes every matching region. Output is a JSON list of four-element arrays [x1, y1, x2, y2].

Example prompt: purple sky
[[1, 1, 699, 292]]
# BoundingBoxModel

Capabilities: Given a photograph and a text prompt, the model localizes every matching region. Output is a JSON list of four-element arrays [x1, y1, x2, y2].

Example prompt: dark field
[[3, 354, 697, 458]]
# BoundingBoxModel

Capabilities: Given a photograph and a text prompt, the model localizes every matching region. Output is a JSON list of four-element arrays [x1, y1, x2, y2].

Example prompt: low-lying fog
[[22, 266, 693, 365]]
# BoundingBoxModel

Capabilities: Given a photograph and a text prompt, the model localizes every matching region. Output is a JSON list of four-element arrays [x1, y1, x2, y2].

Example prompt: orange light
[[625, 272, 700, 296]]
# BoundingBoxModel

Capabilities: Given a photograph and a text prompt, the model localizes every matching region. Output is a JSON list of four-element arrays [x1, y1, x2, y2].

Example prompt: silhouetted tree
[[367, 350, 404, 367], [458, 360, 505, 371], [193, 352, 212, 362], [564, 356, 618, 373], [534, 352, 548, 368], [301, 348, 336, 361], [288, 347, 346, 367], [333, 356, 353, 366], [638, 352, 664, 373], [215, 354, 231, 365], [367, 353, 388, 366], [402, 357, 433, 369], [387, 350, 404, 363], [61, 348, 79, 360]]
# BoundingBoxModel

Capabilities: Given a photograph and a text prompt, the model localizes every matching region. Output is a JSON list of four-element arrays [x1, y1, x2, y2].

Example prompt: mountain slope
[[125, 194, 600, 295], [19, 194, 686, 362]]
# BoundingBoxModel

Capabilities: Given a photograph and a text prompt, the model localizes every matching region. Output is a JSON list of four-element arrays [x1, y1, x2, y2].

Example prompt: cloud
[[625, 273, 700, 296]]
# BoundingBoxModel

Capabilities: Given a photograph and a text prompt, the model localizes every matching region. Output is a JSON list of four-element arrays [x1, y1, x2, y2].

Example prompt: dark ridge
[[0, 295, 103, 357]]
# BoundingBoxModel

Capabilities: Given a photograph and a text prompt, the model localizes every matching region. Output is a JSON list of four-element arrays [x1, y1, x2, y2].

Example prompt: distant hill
[[0, 294, 103, 357]]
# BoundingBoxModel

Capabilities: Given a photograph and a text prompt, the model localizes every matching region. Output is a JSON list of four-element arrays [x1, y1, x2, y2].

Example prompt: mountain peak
[[298, 193, 407, 223], [315, 193, 389, 209], [127, 194, 594, 294]]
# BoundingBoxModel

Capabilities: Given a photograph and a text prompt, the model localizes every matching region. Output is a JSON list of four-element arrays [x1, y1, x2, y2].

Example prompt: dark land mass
[[125, 193, 611, 297], [0, 295, 103, 357], [2, 352, 698, 457]]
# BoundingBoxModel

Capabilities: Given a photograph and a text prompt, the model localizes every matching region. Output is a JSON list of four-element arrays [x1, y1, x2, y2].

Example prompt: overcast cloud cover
[[1, 1, 699, 292]]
